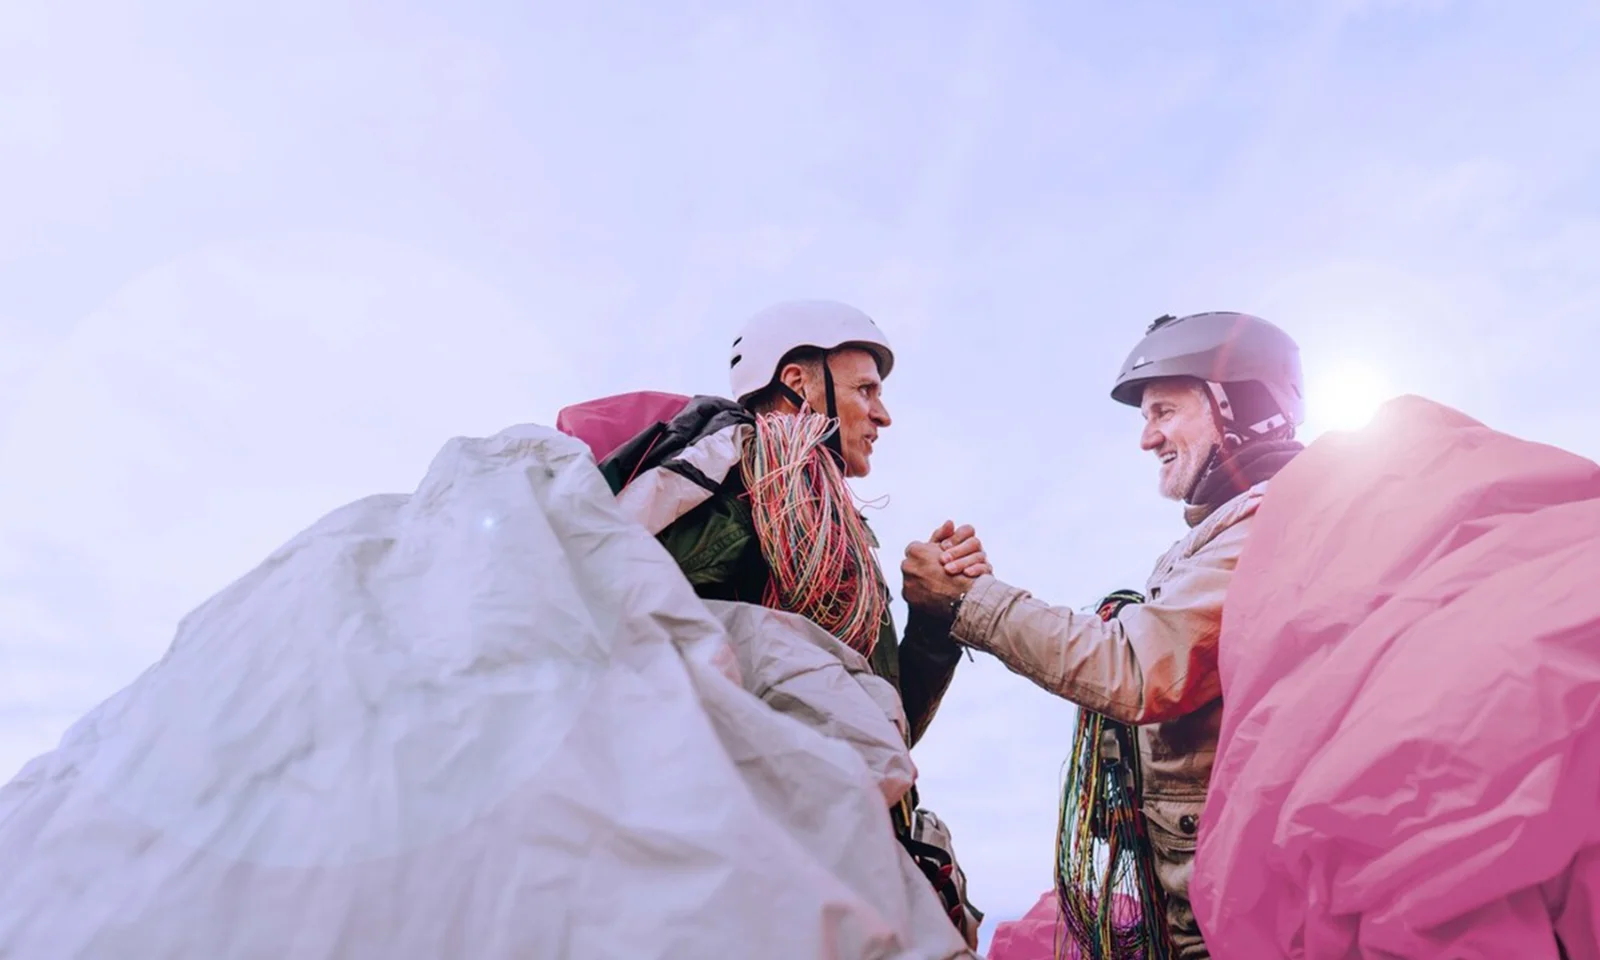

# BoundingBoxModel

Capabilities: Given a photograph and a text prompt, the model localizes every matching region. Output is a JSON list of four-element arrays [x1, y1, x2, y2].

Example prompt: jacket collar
[[1184, 478, 1270, 531]]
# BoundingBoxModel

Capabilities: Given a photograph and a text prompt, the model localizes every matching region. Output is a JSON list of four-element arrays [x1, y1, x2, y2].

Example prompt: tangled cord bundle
[[739, 411, 888, 657], [1055, 592, 1175, 960]]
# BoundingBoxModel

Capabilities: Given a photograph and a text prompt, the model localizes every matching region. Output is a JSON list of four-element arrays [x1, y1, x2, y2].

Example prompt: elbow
[[1094, 698, 1166, 726], [1118, 631, 1220, 724], [1089, 702, 1181, 727], [1062, 665, 1195, 727], [1124, 701, 1184, 726], [1121, 680, 1213, 725]]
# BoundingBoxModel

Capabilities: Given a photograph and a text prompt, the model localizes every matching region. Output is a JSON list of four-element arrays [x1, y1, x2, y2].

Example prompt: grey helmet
[[1111, 311, 1305, 438]]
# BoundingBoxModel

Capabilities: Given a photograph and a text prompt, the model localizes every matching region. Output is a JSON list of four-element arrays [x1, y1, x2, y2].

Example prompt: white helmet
[[728, 299, 894, 404]]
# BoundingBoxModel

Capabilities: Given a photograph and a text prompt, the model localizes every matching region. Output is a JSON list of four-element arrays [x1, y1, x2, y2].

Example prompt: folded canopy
[[0, 423, 969, 959], [1195, 396, 1600, 958]]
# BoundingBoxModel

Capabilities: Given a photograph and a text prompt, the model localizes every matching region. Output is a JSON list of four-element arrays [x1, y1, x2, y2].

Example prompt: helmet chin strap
[[769, 353, 846, 468], [820, 358, 844, 465], [1183, 443, 1221, 505], [1184, 383, 1235, 505]]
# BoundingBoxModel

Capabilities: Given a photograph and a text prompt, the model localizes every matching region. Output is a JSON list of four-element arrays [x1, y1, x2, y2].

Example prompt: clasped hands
[[901, 519, 990, 623]]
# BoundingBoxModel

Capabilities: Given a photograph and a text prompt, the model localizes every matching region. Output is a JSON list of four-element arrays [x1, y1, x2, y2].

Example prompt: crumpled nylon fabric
[[1192, 395, 1600, 959], [0, 424, 970, 960], [555, 389, 690, 461]]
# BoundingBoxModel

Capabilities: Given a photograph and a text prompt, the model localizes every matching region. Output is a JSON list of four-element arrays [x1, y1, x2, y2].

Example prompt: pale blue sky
[[3, 0, 1599, 947]]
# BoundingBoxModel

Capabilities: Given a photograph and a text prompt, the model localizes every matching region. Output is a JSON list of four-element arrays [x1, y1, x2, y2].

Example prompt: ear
[[776, 362, 810, 404]]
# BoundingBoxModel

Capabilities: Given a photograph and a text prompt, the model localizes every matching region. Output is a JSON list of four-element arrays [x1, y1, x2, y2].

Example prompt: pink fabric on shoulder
[[555, 391, 691, 462], [1193, 395, 1600, 958]]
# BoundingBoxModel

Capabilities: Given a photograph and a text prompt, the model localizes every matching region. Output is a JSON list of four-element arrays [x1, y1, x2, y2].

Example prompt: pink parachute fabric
[[555, 390, 690, 462], [1192, 396, 1600, 959], [988, 891, 1142, 960], [988, 893, 1063, 960]]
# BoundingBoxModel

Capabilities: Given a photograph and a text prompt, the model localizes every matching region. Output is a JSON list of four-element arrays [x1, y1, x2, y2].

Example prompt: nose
[[872, 397, 891, 428], [1140, 420, 1163, 451]]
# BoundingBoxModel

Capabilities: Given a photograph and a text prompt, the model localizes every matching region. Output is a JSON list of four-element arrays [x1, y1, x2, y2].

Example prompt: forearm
[[951, 574, 1220, 724], [897, 611, 963, 747]]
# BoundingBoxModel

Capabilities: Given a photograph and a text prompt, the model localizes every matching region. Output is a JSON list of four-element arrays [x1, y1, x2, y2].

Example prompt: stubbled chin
[[1158, 463, 1185, 500]]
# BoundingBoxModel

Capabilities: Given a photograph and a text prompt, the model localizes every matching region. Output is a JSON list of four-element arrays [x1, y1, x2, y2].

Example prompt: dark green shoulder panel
[[656, 481, 769, 604]]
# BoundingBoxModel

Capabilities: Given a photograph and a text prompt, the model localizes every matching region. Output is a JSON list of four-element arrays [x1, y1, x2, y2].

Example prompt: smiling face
[[1139, 378, 1223, 501], [776, 346, 890, 478]]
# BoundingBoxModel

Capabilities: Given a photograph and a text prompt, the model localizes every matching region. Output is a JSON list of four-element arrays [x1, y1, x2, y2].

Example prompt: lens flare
[[1307, 363, 1396, 433]]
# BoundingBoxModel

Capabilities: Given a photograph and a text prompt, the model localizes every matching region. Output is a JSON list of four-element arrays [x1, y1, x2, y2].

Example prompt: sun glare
[[1307, 363, 1396, 434]]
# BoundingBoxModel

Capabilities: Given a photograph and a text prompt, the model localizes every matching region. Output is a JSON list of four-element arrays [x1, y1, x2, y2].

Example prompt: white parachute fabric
[[705, 600, 918, 806], [0, 424, 971, 960]]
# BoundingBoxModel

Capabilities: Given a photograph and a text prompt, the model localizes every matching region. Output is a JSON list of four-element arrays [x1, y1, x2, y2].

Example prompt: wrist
[[947, 589, 967, 626], [908, 590, 964, 628]]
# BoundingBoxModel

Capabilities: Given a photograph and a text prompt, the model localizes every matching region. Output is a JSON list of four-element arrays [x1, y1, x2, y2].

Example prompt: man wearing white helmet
[[900, 312, 1308, 959], [727, 299, 895, 478], [595, 299, 990, 946], [725, 298, 991, 737], [600, 299, 990, 729]]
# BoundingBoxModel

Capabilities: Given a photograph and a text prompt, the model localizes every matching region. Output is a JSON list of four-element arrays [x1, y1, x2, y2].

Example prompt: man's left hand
[[928, 520, 991, 578]]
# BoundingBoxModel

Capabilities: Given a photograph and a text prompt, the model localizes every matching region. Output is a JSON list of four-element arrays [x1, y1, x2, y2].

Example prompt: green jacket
[[599, 395, 961, 747]]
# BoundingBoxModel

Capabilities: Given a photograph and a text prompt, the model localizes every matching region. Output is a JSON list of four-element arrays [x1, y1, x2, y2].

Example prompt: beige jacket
[[949, 481, 1268, 959]]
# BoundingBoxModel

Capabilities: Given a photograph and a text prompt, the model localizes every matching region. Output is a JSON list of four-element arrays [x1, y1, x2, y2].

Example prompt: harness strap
[[763, 355, 846, 469]]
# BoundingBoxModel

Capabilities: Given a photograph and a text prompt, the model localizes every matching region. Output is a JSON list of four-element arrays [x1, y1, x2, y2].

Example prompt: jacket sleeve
[[896, 611, 964, 748], [949, 520, 1249, 725]]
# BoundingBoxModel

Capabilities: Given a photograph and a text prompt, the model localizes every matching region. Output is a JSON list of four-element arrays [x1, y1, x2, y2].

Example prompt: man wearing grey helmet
[[899, 312, 1308, 958]]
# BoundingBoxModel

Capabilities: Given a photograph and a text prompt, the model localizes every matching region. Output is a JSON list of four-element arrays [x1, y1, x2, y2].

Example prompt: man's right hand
[[928, 520, 992, 578]]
